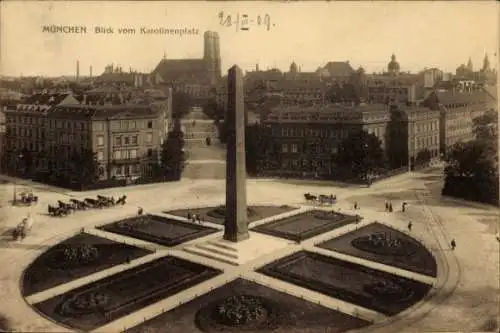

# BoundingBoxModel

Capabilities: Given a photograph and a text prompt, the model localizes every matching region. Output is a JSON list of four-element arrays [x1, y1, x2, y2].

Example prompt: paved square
[[33, 256, 222, 331], [22, 232, 152, 297], [317, 222, 437, 277], [257, 251, 432, 316], [97, 214, 219, 246], [124, 278, 371, 333], [252, 210, 359, 242]]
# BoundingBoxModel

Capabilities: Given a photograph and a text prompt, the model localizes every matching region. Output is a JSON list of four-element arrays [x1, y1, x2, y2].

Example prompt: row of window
[[7, 116, 88, 131], [113, 164, 141, 176], [96, 148, 156, 162], [414, 135, 439, 149], [94, 120, 155, 131], [414, 121, 439, 133], [281, 142, 339, 155]]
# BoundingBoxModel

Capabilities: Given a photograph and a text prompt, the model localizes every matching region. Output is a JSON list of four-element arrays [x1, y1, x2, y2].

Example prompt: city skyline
[[0, 1, 498, 77]]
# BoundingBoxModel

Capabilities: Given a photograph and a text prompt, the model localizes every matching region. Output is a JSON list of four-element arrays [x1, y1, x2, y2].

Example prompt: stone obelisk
[[224, 65, 249, 242]]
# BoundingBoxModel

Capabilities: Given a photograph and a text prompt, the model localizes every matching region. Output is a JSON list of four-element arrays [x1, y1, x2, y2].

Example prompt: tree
[[172, 91, 194, 120], [245, 124, 267, 175], [68, 149, 100, 186], [415, 149, 432, 166], [161, 122, 186, 181], [202, 97, 225, 121], [335, 130, 386, 181], [443, 140, 498, 205], [473, 109, 498, 145]]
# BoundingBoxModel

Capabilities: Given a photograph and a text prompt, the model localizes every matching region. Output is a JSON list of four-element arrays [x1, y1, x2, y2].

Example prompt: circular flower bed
[[195, 295, 281, 332], [48, 244, 100, 269], [58, 291, 111, 317], [364, 279, 415, 303], [207, 206, 258, 220], [351, 232, 418, 256]]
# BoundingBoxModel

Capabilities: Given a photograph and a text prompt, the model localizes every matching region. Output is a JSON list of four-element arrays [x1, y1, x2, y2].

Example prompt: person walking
[[408, 220, 413, 232], [385, 201, 389, 212], [137, 207, 143, 215], [388, 202, 393, 213], [450, 238, 456, 250], [354, 201, 358, 210]]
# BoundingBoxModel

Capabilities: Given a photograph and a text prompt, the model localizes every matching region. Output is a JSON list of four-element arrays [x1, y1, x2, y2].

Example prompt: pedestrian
[[451, 239, 456, 250], [187, 212, 192, 220], [389, 202, 393, 213], [138, 207, 143, 215], [196, 215, 201, 224], [402, 202, 406, 212], [192, 214, 197, 223], [385, 201, 389, 212], [408, 221, 413, 232], [354, 201, 358, 210]]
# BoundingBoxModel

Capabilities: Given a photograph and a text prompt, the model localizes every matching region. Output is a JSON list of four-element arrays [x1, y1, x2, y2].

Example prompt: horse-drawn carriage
[[48, 194, 127, 217], [14, 190, 38, 206], [304, 192, 337, 205]]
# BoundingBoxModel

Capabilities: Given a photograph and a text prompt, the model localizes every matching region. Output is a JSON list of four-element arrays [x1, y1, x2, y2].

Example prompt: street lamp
[[13, 153, 23, 205]]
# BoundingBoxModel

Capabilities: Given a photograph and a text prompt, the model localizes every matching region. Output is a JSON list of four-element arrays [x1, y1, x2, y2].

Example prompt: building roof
[[48, 104, 160, 119], [322, 61, 355, 77], [433, 90, 493, 105], [22, 92, 79, 106], [152, 59, 208, 82]]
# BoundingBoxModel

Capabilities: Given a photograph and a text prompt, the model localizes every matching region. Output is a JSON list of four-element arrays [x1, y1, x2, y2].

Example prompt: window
[[130, 149, 137, 159], [291, 143, 298, 153], [124, 136, 130, 145], [114, 150, 121, 159], [131, 135, 138, 145], [146, 133, 153, 143], [129, 121, 136, 129], [147, 148, 153, 157], [94, 122, 103, 131], [97, 151, 104, 161], [281, 144, 288, 153], [97, 135, 104, 146], [115, 136, 122, 146], [147, 121, 153, 129]]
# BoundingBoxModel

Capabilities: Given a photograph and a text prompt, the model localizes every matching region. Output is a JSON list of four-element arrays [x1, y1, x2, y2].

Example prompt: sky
[[0, 1, 498, 77]]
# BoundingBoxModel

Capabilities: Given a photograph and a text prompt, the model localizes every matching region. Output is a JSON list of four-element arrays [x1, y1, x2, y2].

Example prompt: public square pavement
[[0, 167, 498, 333]]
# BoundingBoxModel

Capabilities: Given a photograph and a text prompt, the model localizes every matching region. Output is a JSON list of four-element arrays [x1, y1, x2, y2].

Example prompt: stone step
[[184, 246, 238, 266], [195, 243, 239, 259], [207, 240, 239, 253]]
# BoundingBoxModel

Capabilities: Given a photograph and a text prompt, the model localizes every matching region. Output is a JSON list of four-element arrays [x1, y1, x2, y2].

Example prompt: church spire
[[467, 57, 473, 71], [483, 53, 490, 71]]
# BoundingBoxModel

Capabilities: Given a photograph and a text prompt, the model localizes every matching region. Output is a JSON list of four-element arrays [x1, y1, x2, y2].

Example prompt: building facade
[[4, 103, 165, 184], [261, 104, 390, 177], [424, 90, 495, 156], [387, 105, 441, 169]]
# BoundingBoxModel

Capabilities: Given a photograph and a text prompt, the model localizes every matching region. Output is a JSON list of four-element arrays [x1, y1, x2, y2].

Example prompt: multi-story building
[[261, 103, 390, 177], [424, 89, 495, 156], [387, 104, 441, 169], [4, 101, 166, 184], [366, 74, 424, 104]]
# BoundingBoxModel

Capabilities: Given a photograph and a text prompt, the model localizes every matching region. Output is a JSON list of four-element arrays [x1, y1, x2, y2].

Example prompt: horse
[[304, 193, 317, 203]]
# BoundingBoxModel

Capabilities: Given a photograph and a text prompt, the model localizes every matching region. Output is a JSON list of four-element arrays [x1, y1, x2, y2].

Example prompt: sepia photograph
[[0, 1, 498, 332]]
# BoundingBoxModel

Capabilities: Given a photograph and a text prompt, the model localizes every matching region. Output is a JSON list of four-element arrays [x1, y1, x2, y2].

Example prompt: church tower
[[204, 31, 221, 84], [482, 53, 490, 72]]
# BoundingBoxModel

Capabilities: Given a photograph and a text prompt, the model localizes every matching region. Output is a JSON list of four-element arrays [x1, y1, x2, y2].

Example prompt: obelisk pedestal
[[224, 65, 249, 242]]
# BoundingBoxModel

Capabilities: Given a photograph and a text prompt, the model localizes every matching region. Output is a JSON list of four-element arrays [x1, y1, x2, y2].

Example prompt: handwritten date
[[218, 11, 275, 31]]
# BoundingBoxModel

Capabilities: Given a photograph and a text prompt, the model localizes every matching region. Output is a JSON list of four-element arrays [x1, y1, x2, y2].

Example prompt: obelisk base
[[223, 230, 249, 242], [184, 232, 289, 266]]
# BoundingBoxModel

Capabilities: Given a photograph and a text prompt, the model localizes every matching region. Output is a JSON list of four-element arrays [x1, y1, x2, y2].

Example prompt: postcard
[[0, 1, 498, 333]]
